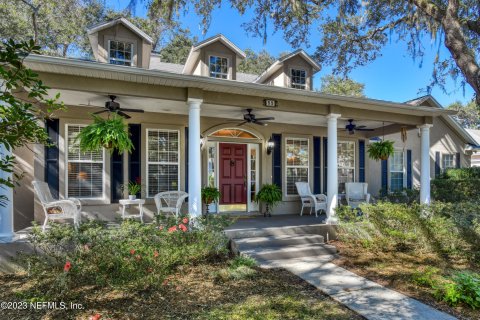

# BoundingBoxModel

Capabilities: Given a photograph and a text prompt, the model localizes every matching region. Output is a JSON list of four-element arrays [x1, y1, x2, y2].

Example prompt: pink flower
[[153, 251, 159, 258], [130, 249, 136, 255], [179, 224, 188, 232], [159, 226, 164, 231], [89, 314, 101, 320], [64, 261, 72, 272], [168, 226, 177, 233], [182, 217, 188, 224]]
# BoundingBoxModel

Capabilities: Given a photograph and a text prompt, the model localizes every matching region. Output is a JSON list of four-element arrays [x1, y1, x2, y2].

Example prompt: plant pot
[[128, 195, 136, 200]]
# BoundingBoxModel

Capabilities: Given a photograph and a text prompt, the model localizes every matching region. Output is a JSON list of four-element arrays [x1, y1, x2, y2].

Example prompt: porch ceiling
[[51, 89, 392, 129]]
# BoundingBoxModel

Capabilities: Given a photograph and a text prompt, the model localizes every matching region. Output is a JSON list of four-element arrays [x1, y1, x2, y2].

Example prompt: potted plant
[[367, 140, 395, 161], [201, 186, 221, 215], [121, 179, 142, 200], [76, 114, 133, 154], [255, 183, 282, 217]]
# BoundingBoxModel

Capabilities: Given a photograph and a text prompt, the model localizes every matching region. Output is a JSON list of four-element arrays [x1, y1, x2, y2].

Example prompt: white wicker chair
[[154, 191, 188, 217], [295, 182, 327, 218], [345, 182, 371, 209], [32, 181, 82, 232]]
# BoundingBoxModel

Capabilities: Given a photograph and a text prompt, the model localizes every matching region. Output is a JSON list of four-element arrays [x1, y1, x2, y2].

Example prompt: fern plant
[[367, 140, 395, 161], [76, 114, 133, 154], [201, 186, 221, 215], [255, 183, 282, 217]]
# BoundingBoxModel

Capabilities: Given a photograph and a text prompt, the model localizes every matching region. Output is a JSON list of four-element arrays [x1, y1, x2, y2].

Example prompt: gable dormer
[[182, 34, 246, 80], [254, 50, 320, 90], [87, 18, 153, 69]]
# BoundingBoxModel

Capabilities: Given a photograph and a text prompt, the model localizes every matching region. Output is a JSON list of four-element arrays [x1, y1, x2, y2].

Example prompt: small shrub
[[229, 255, 257, 269], [436, 272, 480, 309], [378, 188, 419, 204], [432, 179, 480, 202], [215, 255, 257, 282], [412, 266, 441, 287], [441, 167, 480, 180]]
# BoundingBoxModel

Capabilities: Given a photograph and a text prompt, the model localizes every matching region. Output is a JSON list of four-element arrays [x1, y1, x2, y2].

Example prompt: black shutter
[[185, 127, 189, 192], [110, 150, 123, 203], [313, 136, 321, 194], [323, 137, 328, 193], [45, 119, 59, 199], [359, 140, 365, 183], [407, 149, 412, 189], [456, 152, 461, 168], [272, 134, 282, 188], [128, 124, 141, 197], [435, 151, 441, 176], [381, 159, 388, 195]]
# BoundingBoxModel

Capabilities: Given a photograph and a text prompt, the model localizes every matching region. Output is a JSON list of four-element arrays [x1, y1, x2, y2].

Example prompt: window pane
[[391, 172, 404, 192], [390, 151, 404, 191], [291, 68, 306, 89], [147, 130, 179, 197], [67, 125, 103, 199], [338, 168, 355, 194], [337, 141, 355, 193], [285, 138, 309, 195]]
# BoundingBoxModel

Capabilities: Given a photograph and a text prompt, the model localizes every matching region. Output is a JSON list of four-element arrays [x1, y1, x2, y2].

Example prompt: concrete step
[[238, 242, 338, 261], [233, 234, 325, 250], [225, 224, 337, 240]]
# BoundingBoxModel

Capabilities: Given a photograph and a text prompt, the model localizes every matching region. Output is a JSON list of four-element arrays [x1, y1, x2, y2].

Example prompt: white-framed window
[[66, 125, 104, 199], [442, 153, 455, 171], [108, 40, 133, 66], [146, 129, 180, 197], [209, 55, 228, 79], [338, 141, 355, 194], [291, 68, 307, 89], [390, 150, 405, 192], [285, 137, 309, 195]]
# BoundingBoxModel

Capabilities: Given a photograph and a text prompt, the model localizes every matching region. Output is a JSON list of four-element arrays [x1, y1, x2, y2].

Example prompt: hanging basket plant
[[367, 140, 395, 161], [76, 114, 133, 154]]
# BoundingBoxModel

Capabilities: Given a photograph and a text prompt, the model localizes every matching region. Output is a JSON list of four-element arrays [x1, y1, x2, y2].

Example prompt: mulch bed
[[332, 240, 479, 320], [0, 260, 362, 319]]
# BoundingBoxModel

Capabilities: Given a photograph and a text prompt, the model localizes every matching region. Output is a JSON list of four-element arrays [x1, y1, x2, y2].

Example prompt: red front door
[[219, 143, 247, 204]]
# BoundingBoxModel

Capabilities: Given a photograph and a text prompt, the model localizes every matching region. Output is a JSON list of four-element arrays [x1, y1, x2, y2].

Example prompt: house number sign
[[263, 99, 278, 108]]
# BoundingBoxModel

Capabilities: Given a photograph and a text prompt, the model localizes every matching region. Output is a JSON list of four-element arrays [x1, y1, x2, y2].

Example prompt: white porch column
[[187, 99, 202, 217], [326, 113, 341, 224], [419, 124, 433, 205], [0, 82, 14, 242]]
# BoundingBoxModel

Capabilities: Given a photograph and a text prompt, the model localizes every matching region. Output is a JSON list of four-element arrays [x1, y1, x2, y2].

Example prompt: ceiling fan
[[345, 119, 374, 135], [237, 109, 275, 126], [93, 95, 144, 119]]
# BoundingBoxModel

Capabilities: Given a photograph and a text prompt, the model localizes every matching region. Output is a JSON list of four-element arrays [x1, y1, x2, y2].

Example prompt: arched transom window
[[209, 128, 258, 139]]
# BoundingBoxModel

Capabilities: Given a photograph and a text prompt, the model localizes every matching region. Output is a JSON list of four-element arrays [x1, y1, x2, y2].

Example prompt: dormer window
[[109, 40, 133, 66], [291, 69, 307, 89], [209, 56, 228, 79]]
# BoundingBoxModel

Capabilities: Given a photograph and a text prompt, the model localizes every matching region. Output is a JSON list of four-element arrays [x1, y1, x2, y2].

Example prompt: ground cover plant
[[335, 200, 480, 319]]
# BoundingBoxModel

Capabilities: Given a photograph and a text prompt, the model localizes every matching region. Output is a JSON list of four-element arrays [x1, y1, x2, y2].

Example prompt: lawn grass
[[0, 259, 362, 320], [333, 240, 480, 320]]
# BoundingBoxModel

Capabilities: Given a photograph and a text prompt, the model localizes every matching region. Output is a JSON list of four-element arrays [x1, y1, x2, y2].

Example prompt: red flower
[[135, 255, 142, 261], [130, 249, 136, 255], [179, 224, 188, 232], [153, 251, 159, 258], [89, 314, 101, 320], [182, 217, 188, 224], [168, 226, 177, 233], [135, 177, 141, 184], [64, 261, 72, 272]]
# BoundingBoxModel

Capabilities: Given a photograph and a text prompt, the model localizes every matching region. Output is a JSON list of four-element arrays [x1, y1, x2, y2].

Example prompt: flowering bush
[[19, 214, 233, 300]]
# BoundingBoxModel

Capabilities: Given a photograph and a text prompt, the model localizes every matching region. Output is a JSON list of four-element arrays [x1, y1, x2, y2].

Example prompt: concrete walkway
[[259, 256, 456, 320]]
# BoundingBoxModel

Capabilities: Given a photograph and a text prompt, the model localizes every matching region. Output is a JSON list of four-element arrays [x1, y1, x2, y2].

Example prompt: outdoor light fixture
[[266, 137, 275, 155]]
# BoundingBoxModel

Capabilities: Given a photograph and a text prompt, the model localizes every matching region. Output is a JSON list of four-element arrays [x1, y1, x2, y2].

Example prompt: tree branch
[[466, 19, 480, 35], [410, 0, 445, 22], [352, 17, 407, 43]]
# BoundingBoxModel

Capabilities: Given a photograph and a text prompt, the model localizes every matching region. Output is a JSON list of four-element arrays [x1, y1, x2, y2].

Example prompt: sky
[[109, 0, 474, 107]]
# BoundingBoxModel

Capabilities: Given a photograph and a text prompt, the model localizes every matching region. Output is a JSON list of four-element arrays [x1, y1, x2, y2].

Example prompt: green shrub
[[412, 266, 441, 287], [378, 188, 419, 204], [337, 201, 480, 260], [432, 178, 480, 202], [441, 167, 480, 180], [215, 255, 257, 282], [18, 216, 232, 300], [436, 272, 480, 309]]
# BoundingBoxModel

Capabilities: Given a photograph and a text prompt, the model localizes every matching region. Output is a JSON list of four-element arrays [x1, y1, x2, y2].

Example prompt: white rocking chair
[[295, 182, 327, 218], [154, 191, 188, 217], [32, 181, 82, 232], [345, 182, 371, 209]]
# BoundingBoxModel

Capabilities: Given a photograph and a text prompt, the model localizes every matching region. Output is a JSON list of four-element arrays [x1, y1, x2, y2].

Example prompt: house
[[466, 129, 480, 167], [2, 17, 478, 238]]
